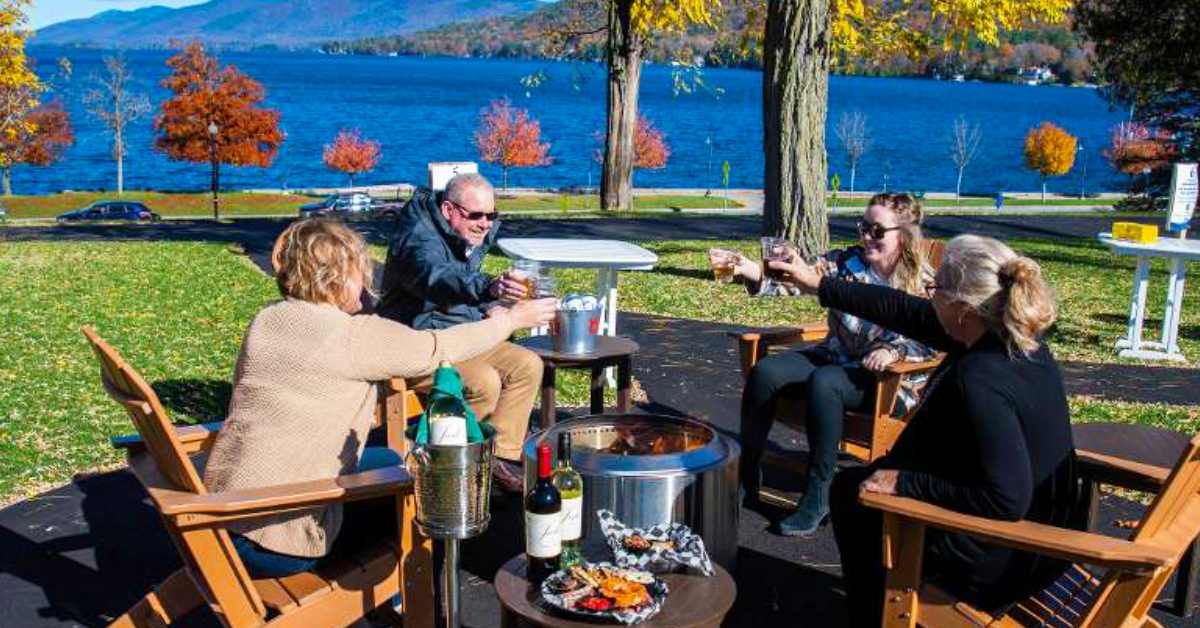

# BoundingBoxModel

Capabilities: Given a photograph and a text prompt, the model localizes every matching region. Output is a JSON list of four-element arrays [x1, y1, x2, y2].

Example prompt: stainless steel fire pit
[[522, 414, 740, 569]]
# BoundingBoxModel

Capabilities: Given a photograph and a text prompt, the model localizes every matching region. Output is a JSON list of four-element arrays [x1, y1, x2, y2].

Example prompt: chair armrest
[[156, 465, 414, 530], [111, 421, 223, 455], [881, 354, 944, 375], [726, 322, 829, 347], [1076, 448, 1171, 492], [859, 492, 1176, 572]]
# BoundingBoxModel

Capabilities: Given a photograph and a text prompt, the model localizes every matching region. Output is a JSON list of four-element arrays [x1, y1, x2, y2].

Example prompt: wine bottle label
[[429, 416, 467, 446], [525, 511, 562, 558], [560, 496, 582, 541]]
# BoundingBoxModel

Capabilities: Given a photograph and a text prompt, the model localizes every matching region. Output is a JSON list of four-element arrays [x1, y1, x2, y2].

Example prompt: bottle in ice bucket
[[552, 431, 584, 568], [525, 442, 562, 582], [418, 361, 483, 446]]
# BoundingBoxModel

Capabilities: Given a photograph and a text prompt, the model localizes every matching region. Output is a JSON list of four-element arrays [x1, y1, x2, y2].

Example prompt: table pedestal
[[1116, 256, 1188, 362]]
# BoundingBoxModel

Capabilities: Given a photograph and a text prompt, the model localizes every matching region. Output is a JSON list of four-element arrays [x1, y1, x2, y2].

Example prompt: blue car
[[57, 201, 162, 223]]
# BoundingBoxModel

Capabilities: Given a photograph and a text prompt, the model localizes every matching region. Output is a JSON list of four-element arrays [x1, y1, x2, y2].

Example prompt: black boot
[[776, 470, 832, 537], [738, 452, 763, 508]]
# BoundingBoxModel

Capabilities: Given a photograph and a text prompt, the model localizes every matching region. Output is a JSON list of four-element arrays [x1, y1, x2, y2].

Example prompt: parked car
[[57, 201, 161, 223], [298, 192, 405, 220], [298, 193, 373, 218]]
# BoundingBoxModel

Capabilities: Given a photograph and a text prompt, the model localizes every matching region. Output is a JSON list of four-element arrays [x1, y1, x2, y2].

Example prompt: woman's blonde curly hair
[[271, 219, 373, 308]]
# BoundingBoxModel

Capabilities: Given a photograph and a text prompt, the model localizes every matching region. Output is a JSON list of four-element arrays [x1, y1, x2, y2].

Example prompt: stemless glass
[[708, 248, 738, 283], [760, 237, 793, 282], [511, 259, 542, 299]]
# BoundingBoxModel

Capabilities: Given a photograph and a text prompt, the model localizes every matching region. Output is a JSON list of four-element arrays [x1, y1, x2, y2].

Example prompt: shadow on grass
[[652, 266, 715, 281], [153, 379, 231, 424]]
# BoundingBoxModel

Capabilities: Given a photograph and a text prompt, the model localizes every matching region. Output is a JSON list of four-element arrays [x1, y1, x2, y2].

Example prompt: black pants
[[830, 465, 886, 627], [739, 349, 874, 491]]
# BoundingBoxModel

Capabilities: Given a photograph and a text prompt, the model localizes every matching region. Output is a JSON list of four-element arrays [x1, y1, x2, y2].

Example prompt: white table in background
[[1098, 233, 1200, 362], [497, 238, 658, 341]]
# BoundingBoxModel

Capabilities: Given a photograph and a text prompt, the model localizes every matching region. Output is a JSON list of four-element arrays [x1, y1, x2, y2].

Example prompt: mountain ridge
[[34, 0, 545, 49]]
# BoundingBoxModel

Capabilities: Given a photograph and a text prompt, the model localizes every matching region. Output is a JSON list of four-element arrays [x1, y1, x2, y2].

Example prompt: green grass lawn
[[1, 235, 1196, 502]]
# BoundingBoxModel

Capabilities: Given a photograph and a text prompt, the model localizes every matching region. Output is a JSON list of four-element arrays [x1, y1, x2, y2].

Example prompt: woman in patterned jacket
[[719, 193, 935, 537]]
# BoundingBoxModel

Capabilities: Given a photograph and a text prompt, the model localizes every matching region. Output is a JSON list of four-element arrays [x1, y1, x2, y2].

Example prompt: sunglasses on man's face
[[858, 220, 902, 240], [449, 200, 500, 222]]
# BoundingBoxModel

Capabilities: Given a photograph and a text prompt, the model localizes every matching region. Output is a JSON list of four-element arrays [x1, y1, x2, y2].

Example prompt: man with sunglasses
[[378, 173, 554, 493]]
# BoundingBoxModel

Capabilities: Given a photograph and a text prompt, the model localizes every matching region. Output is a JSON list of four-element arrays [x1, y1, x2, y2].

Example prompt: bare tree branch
[[835, 110, 870, 194], [83, 54, 151, 194], [949, 115, 983, 201]]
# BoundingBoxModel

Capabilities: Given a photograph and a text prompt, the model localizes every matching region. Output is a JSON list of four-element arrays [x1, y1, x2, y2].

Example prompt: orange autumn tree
[[1023, 121, 1076, 201], [474, 98, 551, 191], [154, 42, 283, 218], [0, 99, 73, 195], [323, 128, 381, 187]]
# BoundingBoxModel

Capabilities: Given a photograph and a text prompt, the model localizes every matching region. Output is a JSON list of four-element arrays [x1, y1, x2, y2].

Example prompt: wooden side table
[[494, 555, 736, 628], [1073, 422, 1197, 617], [519, 335, 639, 428]]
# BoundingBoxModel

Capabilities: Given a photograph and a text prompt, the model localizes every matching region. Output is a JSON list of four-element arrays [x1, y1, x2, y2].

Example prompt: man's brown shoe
[[491, 458, 525, 494]]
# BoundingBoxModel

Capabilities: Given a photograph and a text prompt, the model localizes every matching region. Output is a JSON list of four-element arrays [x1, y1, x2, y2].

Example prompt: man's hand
[[860, 470, 899, 495], [489, 271, 531, 300], [861, 348, 899, 372]]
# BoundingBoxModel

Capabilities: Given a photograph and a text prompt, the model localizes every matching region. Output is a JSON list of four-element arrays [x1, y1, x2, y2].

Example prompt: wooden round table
[[519, 335, 639, 428], [494, 555, 735, 628]]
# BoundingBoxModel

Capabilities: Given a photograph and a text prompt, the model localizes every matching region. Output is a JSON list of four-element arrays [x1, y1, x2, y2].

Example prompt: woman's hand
[[490, 297, 558, 329], [766, 252, 822, 294], [860, 470, 899, 495], [861, 348, 899, 372], [733, 254, 761, 283]]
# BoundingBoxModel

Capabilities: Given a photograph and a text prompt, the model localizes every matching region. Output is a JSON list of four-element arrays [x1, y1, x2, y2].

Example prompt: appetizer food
[[541, 562, 666, 622]]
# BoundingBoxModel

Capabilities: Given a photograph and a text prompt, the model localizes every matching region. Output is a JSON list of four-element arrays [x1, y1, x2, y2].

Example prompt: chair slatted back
[[1079, 433, 1200, 627], [83, 326, 206, 493], [922, 239, 946, 272], [84, 326, 268, 625]]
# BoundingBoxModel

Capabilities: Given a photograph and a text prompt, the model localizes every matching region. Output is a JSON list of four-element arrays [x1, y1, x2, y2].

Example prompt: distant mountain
[[34, 0, 546, 49]]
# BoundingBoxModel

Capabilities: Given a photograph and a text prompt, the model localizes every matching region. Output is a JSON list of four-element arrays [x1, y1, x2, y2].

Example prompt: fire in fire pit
[[604, 426, 710, 456]]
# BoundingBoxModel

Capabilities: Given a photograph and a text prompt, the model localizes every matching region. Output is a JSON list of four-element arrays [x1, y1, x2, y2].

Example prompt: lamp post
[[1078, 143, 1087, 199], [208, 121, 220, 221]]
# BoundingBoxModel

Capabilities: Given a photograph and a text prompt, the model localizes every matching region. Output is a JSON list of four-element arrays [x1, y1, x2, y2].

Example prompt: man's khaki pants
[[410, 341, 542, 461]]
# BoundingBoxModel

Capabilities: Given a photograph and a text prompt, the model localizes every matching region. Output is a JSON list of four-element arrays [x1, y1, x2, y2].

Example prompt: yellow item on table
[[1112, 222, 1159, 244]]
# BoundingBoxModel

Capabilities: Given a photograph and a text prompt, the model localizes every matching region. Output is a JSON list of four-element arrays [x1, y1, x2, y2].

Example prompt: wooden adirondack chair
[[861, 432, 1200, 627], [730, 240, 946, 507], [83, 327, 435, 628]]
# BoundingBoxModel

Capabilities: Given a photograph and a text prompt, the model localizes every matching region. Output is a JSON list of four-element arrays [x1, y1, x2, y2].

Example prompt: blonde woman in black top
[[770, 234, 1085, 626]]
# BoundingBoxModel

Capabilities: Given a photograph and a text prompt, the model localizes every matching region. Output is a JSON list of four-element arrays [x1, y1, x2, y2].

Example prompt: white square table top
[[496, 238, 659, 270], [1098, 233, 1200, 260]]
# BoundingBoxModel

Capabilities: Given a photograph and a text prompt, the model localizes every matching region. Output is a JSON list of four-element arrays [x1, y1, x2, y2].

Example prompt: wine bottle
[[525, 442, 562, 581], [426, 362, 468, 446], [552, 432, 583, 568]]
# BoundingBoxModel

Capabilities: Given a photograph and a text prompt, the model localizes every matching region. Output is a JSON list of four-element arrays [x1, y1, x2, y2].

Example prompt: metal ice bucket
[[552, 293, 601, 355], [404, 423, 496, 539]]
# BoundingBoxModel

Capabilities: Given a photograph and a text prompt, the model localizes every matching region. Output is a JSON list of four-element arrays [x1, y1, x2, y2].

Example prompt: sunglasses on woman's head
[[858, 220, 901, 240], [449, 200, 500, 222]]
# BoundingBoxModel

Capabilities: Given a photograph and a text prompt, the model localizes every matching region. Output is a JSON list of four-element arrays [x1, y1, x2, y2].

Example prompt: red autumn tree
[[323, 128, 381, 187], [594, 116, 671, 171], [1104, 122, 1178, 177], [632, 116, 670, 170], [474, 98, 551, 191], [0, 99, 73, 195], [153, 42, 283, 217]]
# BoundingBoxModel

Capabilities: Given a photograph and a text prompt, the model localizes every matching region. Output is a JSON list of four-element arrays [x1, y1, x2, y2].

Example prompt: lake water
[[24, 47, 1128, 196]]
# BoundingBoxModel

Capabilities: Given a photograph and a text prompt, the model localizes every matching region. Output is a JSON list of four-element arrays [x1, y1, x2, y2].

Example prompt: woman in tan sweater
[[203, 219, 556, 577]]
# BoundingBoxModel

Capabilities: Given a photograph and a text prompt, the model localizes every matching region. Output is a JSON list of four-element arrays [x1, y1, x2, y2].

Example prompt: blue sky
[[30, 1, 207, 30]]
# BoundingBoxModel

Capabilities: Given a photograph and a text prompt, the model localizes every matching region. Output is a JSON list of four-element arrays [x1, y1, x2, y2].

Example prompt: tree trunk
[[503, 166, 509, 193], [762, 0, 832, 257], [2, 167, 10, 197], [348, 173, 355, 188], [1041, 178, 1047, 202], [601, 0, 641, 212], [849, 165, 856, 196], [956, 168, 964, 203], [116, 134, 124, 195]]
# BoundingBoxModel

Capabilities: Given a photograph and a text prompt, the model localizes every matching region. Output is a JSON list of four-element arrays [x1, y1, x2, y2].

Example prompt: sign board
[[1166, 162, 1198, 232], [428, 161, 478, 192]]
